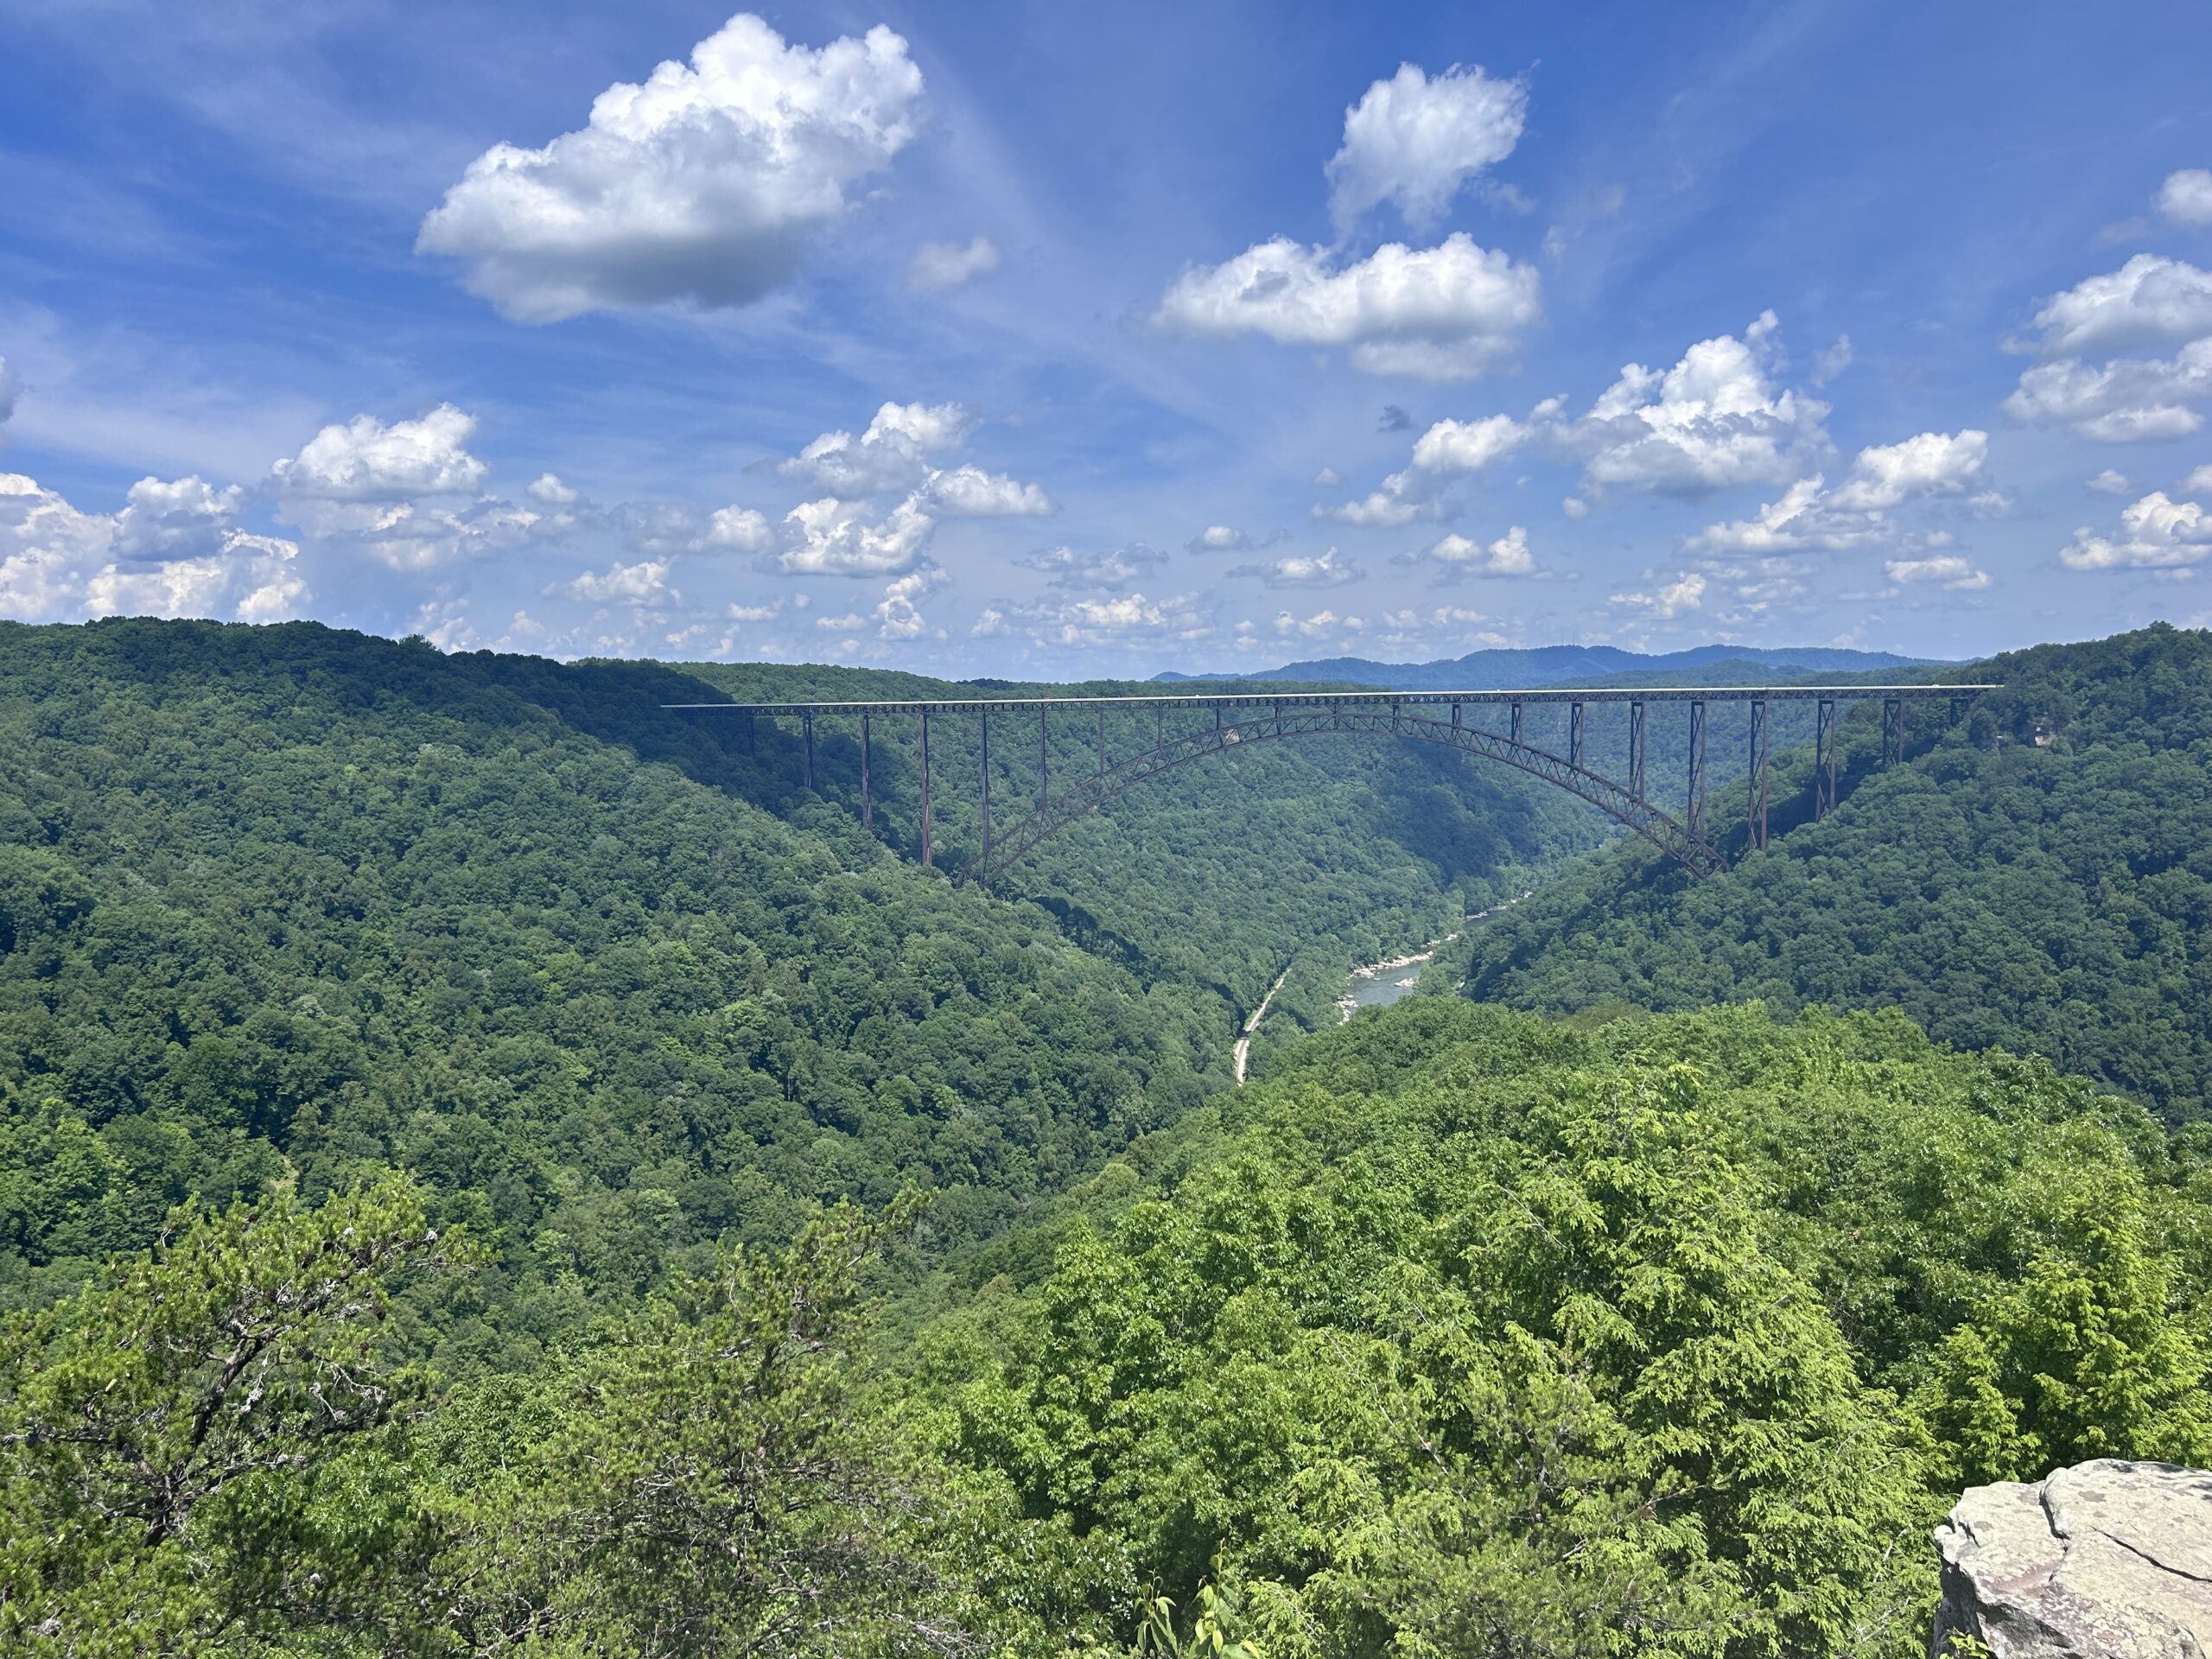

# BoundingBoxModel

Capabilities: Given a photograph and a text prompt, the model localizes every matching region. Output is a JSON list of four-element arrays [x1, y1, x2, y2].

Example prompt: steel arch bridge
[[664, 684, 1997, 887]]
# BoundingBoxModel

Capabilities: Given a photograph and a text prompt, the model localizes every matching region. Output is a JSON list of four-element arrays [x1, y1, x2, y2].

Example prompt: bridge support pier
[[1097, 707, 1106, 780], [1882, 697, 1904, 767], [1569, 702, 1585, 770], [919, 712, 933, 868], [1815, 697, 1838, 819], [861, 714, 873, 830], [1747, 699, 1769, 851], [1039, 705, 1049, 812], [1629, 701, 1647, 799], [981, 707, 992, 866], [1510, 701, 1523, 746], [1686, 700, 1707, 840], [803, 713, 815, 791]]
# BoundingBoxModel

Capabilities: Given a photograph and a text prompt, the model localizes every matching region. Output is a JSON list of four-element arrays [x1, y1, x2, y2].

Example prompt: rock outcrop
[[1933, 1459, 2212, 1656]]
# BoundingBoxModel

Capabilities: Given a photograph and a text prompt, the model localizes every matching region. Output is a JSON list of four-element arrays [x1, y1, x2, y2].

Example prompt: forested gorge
[[0, 618, 1588, 1328], [1446, 624, 2212, 1120], [6, 617, 2212, 1656]]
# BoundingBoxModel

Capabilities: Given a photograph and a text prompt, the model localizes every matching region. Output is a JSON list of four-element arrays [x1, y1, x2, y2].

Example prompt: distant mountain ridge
[[1154, 643, 1938, 691]]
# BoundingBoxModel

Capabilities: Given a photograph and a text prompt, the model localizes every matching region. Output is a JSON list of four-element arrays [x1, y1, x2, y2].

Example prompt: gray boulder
[[1933, 1459, 2212, 1656]]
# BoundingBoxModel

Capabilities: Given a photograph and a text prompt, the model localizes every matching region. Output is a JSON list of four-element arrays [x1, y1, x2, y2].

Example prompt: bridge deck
[[665, 683, 2000, 716]]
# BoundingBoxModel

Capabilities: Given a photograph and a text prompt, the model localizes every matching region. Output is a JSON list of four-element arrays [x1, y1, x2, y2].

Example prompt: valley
[[3, 617, 2209, 1657], [10, 10, 2211, 1649]]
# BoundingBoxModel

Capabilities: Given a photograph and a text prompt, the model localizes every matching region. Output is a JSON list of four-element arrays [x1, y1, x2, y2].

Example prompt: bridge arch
[[963, 701, 1724, 885]]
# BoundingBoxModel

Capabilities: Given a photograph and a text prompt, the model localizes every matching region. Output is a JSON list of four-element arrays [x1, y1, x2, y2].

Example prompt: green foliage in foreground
[[1447, 624, 2212, 1120], [912, 1000, 2212, 1658], [14, 1001, 2206, 1656]]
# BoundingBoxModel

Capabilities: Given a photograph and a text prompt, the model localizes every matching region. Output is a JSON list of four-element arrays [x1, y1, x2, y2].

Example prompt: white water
[[1336, 893, 1533, 1023]]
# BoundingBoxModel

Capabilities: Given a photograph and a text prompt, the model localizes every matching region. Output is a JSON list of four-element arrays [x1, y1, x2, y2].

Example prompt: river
[[1235, 894, 1529, 1083], [1335, 893, 1531, 1023]]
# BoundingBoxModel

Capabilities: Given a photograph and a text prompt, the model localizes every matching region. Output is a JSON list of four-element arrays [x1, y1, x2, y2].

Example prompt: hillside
[[1156, 642, 1934, 690], [0, 619, 1596, 1328], [14, 993, 2209, 1653], [9, 618, 2212, 1655], [899, 997, 2212, 1656], [1446, 624, 2212, 1120]]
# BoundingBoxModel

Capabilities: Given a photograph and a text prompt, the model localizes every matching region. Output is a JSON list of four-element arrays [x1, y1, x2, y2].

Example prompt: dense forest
[[0, 618, 1592, 1332], [7, 616, 2212, 1654], [10, 999, 2209, 1654], [1445, 624, 2212, 1120]]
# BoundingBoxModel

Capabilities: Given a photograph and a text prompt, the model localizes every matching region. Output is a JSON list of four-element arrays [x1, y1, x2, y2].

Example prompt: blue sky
[[3, 0, 2212, 676]]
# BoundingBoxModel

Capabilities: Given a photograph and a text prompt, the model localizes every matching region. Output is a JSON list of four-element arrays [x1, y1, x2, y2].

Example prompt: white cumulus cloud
[[1408, 410, 1528, 475], [1188, 524, 1255, 553], [263, 407, 541, 572], [1325, 62, 1528, 232], [1154, 233, 1541, 381], [2023, 254, 2212, 357], [417, 15, 925, 321], [2161, 169, 2212, 228], [2060, 489, 2212, 570], [1692, 430, 1986, 555], [1230, 546, 1363, 588], [1014, 543, 1167, 588], [1570, 312, 1826, 493], [995, 591, 1211, 649], [1313, 489, 1445, 528], [909, 235, 1000, 289], [874, 566, 946, 639], [779, 495, 935, 575], [703, 505, 774, 551], [557, 558, 674, 603], [1408, 524, 1535, 576], [1827, 429, 1989, 510], [1273, 607, 1365, 639], [270, 404, 488, 507], [111, 475, 250, 563], [0, 471, 306, 624], [782, 400, 974, 496], [2005, 337, 2212, 442], [1885, 555, 1990, 590], [1610, 571, 1706, 619], [1315, 410, 1529, 524], [921, 464, 1053, 517], [1691, 477, 1872, 554]]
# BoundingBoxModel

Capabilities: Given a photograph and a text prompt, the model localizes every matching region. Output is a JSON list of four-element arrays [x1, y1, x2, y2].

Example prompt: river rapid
[[1335, 893, 1531, 1022], [1235, 894, 1530, 1084]]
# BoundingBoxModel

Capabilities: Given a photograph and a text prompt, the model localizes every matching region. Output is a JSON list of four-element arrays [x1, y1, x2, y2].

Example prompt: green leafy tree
[[1914, 1179, 2212, 1485], [0, 1175, 465, 1651], [423, 1198, 968, 1657]]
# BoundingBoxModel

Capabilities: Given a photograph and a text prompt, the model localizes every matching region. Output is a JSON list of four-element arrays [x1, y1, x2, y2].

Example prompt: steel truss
[[667, 682, 1999, 890], [962, 703, 1727, 885]]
